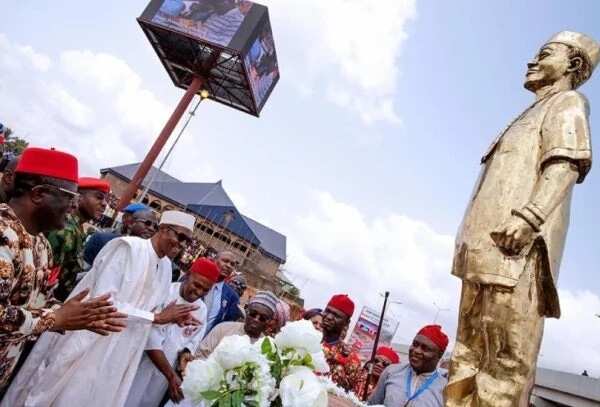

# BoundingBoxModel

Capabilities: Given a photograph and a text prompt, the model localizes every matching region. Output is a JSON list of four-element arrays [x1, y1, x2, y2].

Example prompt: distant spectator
[[303, 308, 323, 332]]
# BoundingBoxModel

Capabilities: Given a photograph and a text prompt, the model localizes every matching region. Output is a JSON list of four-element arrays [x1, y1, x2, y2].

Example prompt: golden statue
[[445, 31, 600, 407]]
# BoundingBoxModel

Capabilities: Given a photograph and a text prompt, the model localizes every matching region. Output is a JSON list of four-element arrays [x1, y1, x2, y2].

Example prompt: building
[[532, 368, 600, 406], [100, 163, 303, 311]]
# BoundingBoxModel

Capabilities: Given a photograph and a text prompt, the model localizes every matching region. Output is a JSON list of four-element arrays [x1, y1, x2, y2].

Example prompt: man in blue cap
[[83, 204, 157, 268]]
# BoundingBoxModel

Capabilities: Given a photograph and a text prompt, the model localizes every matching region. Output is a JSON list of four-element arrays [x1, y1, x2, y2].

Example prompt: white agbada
[[125, 282, 207, 407], [1, 236, 172, 407]]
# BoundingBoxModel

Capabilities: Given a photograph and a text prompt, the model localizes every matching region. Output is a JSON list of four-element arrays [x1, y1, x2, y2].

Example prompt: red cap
[[16, 147, 78, 183], [327, 294, 355, 318], [189, 258, 220, 283], [79, 177, 110, 193], [417, 325, 449, 352], [376, 346, 400, 364]]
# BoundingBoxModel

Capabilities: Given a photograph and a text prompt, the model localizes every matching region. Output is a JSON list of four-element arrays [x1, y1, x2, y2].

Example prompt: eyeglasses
[[135, 219, 158, 230], [33, 184, 80, 201], [247, 309, 270, 323], [166, 225, 192, 246]]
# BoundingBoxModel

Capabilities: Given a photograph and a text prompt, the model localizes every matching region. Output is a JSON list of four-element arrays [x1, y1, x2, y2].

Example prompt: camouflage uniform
[[0, 204, 58, 388], [47, 213, 85, 301]]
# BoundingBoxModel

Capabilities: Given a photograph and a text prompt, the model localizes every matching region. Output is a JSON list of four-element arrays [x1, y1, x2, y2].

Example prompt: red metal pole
[[116, 76, 205, 212]]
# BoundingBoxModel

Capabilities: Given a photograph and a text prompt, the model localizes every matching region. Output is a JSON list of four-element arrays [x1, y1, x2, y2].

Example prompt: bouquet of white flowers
[[181, 320, 331, 407]]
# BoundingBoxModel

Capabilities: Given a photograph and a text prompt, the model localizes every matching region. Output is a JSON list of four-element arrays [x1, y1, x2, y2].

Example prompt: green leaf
[[261, 338, 273, 354], [201, 390, 222, 401]]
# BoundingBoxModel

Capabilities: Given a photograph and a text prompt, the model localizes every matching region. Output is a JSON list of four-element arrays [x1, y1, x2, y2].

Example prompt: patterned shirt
[[0, 204, 57, 387], [353, 369, 379, 401], [323, 341, 362, 392], [47, 213, 85, 301]]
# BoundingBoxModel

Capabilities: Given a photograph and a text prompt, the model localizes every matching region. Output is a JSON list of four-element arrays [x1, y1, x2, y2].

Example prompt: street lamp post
[[433, 302, 450, 324], [361, 292, 402, 401]]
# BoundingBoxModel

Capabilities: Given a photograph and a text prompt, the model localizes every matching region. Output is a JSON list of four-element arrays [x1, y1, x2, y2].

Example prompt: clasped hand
[[490, 215, 535, 257]]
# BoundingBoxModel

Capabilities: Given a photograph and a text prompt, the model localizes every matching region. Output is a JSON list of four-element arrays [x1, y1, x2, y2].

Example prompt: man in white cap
[[446, 31, 599, 406], [3, 210, 201, 407]]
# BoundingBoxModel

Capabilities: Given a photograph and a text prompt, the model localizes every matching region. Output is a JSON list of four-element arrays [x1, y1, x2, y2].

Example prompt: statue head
[[525, 31, 600, 92]]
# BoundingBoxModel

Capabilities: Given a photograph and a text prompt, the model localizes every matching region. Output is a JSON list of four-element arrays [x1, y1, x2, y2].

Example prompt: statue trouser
[[445, 252, 545, 407]]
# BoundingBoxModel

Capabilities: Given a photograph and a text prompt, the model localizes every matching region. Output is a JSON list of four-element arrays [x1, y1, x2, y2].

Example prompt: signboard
[[138, 0, 279, 116], [348, 306, 399, 362]]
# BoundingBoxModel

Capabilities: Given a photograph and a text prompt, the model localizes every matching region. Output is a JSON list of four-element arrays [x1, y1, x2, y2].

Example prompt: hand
[[177, 350, 194, 377], [154, 301, 198, 325], [176, 314, 201, 328], [53, 290, 126, 333], [490, 216, 535, 256], [167, 373, 184, 403]]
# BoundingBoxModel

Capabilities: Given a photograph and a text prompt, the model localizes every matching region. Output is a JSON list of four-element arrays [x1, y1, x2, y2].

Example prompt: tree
[[2, 128, 28, 155]]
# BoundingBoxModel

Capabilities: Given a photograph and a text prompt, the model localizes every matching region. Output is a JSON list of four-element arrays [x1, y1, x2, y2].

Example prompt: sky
[[2, 0, 600, 376]]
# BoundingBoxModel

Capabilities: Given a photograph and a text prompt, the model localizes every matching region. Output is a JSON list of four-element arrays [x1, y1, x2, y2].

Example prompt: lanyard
[[405, 368, 439, 403]]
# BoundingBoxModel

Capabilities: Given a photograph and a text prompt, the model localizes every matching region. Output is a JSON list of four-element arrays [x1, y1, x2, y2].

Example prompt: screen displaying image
[[152, 0, 254, 47], [244, 20, 279, 108]]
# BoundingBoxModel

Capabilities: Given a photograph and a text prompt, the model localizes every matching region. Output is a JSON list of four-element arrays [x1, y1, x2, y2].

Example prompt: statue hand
[[490, 216, 535, 256]]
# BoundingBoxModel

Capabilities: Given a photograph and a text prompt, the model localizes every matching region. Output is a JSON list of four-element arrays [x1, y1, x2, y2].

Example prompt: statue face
[[524, 43, 571, 92]]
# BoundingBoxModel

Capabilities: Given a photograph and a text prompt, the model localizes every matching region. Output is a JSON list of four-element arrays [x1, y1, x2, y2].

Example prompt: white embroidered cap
[[159, 210, 195, 232]]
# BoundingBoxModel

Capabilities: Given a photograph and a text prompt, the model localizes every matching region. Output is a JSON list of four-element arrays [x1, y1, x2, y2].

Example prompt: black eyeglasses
[[247, 309, 270, 323], [135, 219, 158, 230], [166, 225, 191, 245]]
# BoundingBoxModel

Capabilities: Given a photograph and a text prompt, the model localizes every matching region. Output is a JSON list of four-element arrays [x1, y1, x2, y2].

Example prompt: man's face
[[408, 334, 442, 374], [158, 224, 192, 259], [229, 277, 246, 297], [129, 210, 158, 239], [215, 252, 236, 280], [321, 306, 348, 337], [33, 181, 79, 231], [78, 189, 108, 220], [181, 273, 214, 303], [244, 303, 273, 338], [372, 355, 393, 377], [525, 43, 572, 92]]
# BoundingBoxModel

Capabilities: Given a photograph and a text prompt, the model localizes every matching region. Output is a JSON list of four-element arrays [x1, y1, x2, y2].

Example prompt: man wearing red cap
[[369, 325, 448, 406], [0, 147, 125, 393], [126, 257, 219, 407], [354, 346, 400, 400], [322, 294, 362, 391], [47, 177, 110, 301]]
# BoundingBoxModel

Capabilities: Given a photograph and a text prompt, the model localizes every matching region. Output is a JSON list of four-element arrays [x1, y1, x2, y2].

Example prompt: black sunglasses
[[247, 308, 270, 323], [166, 225, 191, 245], [135, 219, 158, 230]]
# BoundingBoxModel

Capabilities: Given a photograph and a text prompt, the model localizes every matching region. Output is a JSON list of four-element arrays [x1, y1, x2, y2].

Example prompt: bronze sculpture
[[445, 31, 599, 406]]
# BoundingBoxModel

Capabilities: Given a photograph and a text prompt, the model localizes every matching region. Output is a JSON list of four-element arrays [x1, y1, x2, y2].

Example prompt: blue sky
[[2, 1, 599, 374]]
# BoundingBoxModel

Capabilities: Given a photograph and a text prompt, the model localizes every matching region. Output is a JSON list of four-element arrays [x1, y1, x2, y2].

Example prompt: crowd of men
[[0, 146, 449, 407]]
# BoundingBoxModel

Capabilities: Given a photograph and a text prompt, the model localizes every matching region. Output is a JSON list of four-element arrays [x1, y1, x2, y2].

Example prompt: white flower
[[181, 358, 224, 403], [279, 366, 328, 407], [310, 351, 330, 374], [213, 335, 263, 369], [275, 320, 322, 355]]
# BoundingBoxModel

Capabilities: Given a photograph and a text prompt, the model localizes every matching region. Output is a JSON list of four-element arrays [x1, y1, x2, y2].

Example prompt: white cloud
[[0, 35, 176, 176], [263, 0, 417, 124], [286, 190, 600, 375]]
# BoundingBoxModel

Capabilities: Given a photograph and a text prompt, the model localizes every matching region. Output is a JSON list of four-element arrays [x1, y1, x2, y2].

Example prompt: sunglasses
[[135, 219, 158, 230], [166, 225, 192, 245], [247, 309, 270, 323], [33, 184, 80, 201]]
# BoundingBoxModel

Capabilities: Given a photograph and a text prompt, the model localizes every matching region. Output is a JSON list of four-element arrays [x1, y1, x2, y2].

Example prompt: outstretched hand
[[53, 290, 127, 334], [155, 301, 199, 325]]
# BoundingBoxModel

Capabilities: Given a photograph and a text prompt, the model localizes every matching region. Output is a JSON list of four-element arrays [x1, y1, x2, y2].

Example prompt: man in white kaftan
[[2, 210, 198, 407]]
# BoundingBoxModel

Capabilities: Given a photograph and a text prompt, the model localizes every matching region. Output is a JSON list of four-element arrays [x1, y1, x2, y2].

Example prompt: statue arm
[[513, 159, 579, 230]]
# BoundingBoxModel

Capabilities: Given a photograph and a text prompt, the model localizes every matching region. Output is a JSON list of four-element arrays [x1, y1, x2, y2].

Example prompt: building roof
[[101, 163, 286, 263]]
